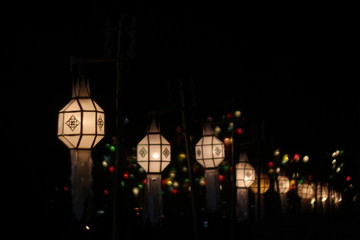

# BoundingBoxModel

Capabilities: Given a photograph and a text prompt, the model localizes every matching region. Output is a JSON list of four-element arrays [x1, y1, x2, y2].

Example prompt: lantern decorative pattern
[[195, 123, 225, 169], [235, 152, 255, 222], [195, 123, 225, 213], [58, 77, 105, 149], [136, 118, 171, 226], [236, 152, 256, 188], [57, 76, 105, 221]]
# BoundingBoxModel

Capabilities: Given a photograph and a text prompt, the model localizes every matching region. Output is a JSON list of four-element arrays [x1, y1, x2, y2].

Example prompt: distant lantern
[[236, 153, 255, 188], [195, 123, 225, 169], [297, 183, 315, 213], [136, 117, 171, 226], [274, 175, 290, 214], [316, 182, 329, 215], [57, 76, 105, 221], [297, 183, 315, 200], [195, 122, 225, 213], [250, 173, 270, 220], [235, 152, 255, 222], [275, 175, 290, 194]]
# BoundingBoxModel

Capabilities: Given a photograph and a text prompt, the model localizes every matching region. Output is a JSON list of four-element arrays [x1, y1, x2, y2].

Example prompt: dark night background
[[2, 1, 359, 239]]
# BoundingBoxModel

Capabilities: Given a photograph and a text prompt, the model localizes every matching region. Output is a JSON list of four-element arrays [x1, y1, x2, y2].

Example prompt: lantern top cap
[[239, 152, 249, 162], [202, 122, 214, 136], [72, 76, 91, 98], [148, 116, 160, 133]]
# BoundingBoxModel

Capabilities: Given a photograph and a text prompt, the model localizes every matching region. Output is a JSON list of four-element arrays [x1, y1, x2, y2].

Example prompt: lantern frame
[[250, 173, 270, 194], [136, 118, 171, 174], [57, 77, 105, 150], [235, 153, 255, 188], [195, 123, 225, 169]]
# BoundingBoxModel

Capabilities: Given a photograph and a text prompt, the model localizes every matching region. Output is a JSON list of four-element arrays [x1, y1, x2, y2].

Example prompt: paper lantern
[[297, 183, 315, 200], [57, 76, 105, 221], [195, 123, 225, 169], [137, 118, 171, 174], [58, 77, 105, 150], [250, 173, 270, 195], [195, 123, 225, 213], [235, 152, 255, 222], [275, 175, 290, 194], [236, 152, 255, 188], [274, 175, 290, 214], [136, 118, 171, 226]]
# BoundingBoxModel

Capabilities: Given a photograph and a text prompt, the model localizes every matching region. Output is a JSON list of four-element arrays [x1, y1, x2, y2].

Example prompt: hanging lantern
[[297, 183, 315, 200], [195, 123, 225, 169], [136, 117, 171, 226], [275, 175, 290, 194], [316, 182, 329, 215], [236, 152, 255, 188], [195, 122, 225, 213], [250, 173, 270, 195], [250, 173, 270, 220], [235, 152, 255, 222], [274, 175, 290, 214], [57, 76, 105, 221], [297, 183, 315, 213]]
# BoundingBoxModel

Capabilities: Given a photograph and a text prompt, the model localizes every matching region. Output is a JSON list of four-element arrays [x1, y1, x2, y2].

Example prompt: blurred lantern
[[136, 117, 171, 226], [250, 173, 270, 220], [297, 183, 315, 213], [274, 175, 290, 214], [316, 182, 329, 215], [57, 76, 105, 221], [195, 122, 225, 213], [235, 152, 255, 222]]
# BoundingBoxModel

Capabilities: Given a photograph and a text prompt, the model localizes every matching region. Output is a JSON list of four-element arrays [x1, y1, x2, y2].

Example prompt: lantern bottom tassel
[[70, 149, 94, 221], [144, 174, 163, 226]]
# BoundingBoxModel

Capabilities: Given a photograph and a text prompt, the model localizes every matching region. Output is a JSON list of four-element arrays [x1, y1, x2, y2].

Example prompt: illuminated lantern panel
[[195, 123, 225, 169], [236, 153, 255, 188], [316, 183, 329, 201], [297, 183, 315, 199], [275, 175, 290, 194], [58, 77, 105, 150], [250, 173, 270, 194], [137, 119, 171, 174]]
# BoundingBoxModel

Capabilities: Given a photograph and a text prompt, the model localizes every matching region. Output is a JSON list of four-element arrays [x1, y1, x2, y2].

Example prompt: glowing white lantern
[[136, 118, 171, 226], [195, 123, 225, 213], [297, 183, 315, 200], [274, 175, 290, 214], [58, 77, 105, 150], [57, 76, 105, 221], [235, 152, 255, 222], [137, 118, 171, 174], [297, 183, 315, 213], [195, 123, 225, 169], [236, 153, 255, 188]]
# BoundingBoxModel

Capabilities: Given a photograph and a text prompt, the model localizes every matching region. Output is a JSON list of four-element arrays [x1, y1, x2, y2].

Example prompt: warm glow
[[275, 175, 290, 193], [236, 153, 255, 188], [249, 173, 270, 194], [136, 118, 171, 174], [297, 183, 315, 199], [234, 110, 241, 118], [195, 123, 225, 169], [274, 149, 280, 156], [58, 77, 105, 150]]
